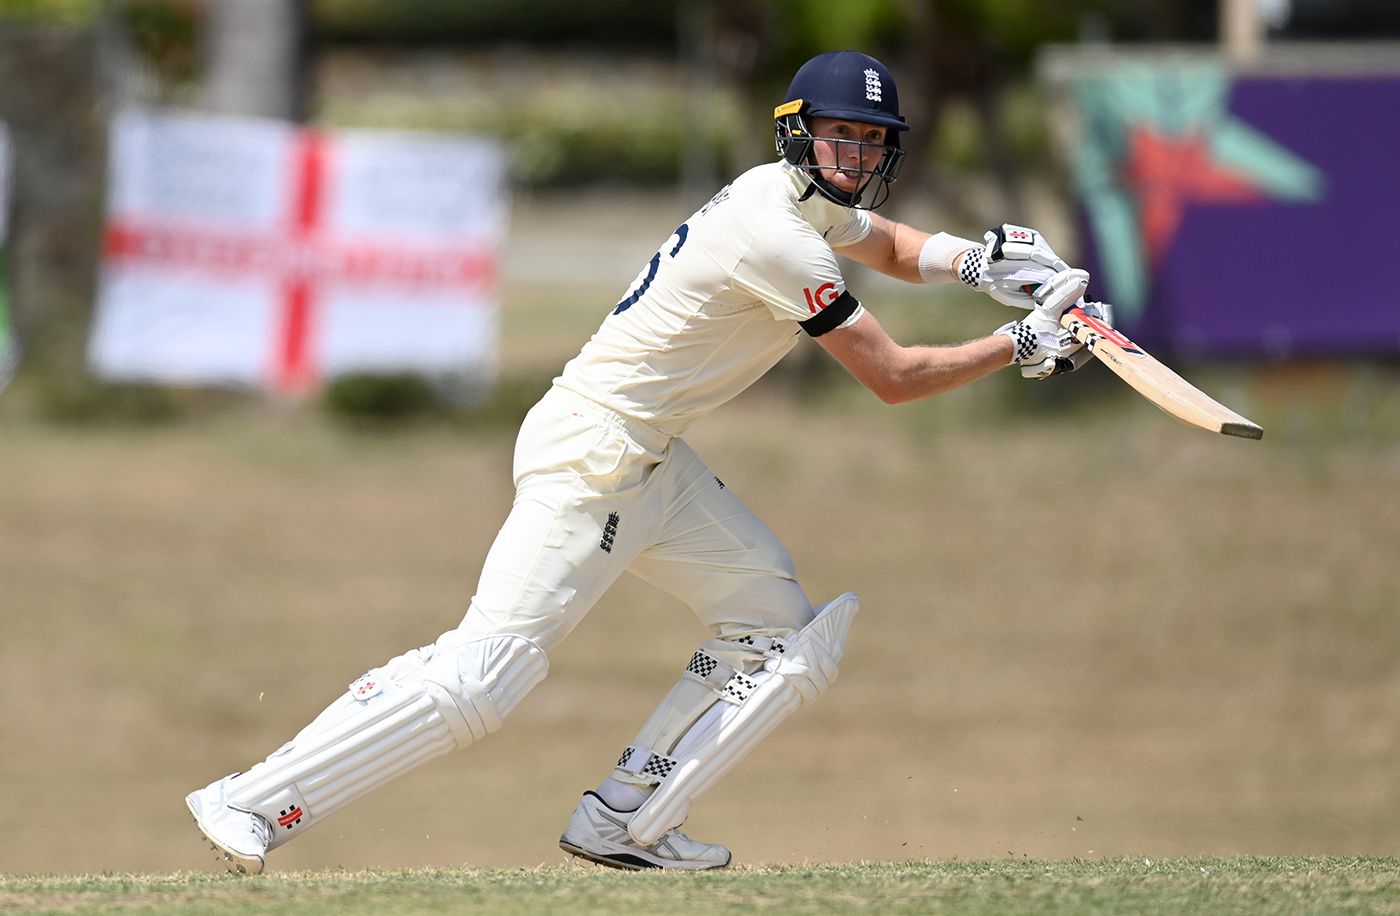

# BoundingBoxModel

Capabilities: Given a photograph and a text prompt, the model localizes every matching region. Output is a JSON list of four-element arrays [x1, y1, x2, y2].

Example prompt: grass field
[[3, 859, 1397, 914], [2, 195, 1399, 906]]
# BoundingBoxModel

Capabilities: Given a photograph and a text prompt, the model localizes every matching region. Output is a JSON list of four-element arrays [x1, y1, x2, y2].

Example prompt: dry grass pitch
[[2, 203, 1398, 890]]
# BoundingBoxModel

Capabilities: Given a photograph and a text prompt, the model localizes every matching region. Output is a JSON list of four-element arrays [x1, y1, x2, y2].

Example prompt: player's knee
[[699, 576, 814, 643], [772, 592, 859, 701], [416, 634, 549, 740], [694, 591, 860, 704]]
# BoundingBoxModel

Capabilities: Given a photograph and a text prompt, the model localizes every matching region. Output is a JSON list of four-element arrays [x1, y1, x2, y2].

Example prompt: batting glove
[[959, 224, 1071, 310], [996, 268, 1091, 379]]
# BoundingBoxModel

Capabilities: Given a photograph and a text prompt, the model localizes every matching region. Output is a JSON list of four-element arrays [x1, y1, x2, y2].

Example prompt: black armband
[[799, 290, 860, 337]]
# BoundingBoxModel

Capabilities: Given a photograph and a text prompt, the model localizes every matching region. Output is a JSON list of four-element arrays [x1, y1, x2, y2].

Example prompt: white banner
[[89, 108, 507, 393]]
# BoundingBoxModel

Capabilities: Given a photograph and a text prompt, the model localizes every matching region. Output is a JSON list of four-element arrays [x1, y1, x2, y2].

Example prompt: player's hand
[[996, 321, 1081, 379], [1056, 297, 1114, 373], [995, 268, 1090, 379], [959, 224, 1071, 310]]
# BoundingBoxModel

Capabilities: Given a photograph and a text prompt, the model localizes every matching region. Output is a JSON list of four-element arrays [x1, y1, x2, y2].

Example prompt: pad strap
[[735, 634, 788, 657], [684, 650, 760, 704], [616, 745, 678, 784]]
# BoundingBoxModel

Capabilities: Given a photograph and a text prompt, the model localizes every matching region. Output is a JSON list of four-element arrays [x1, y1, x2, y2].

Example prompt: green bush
[[321, 370, 555, 434], [32, 375, 183, 425], [322, 372, 445, 424]]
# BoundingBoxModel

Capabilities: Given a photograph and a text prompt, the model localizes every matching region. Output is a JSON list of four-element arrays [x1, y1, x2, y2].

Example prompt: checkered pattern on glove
[[996, 320, 1038, 364], [958, 245, 986, 289]]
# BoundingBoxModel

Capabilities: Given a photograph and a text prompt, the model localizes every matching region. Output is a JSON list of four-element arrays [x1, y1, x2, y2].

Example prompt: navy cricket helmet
[[775, 50, 908, 210]]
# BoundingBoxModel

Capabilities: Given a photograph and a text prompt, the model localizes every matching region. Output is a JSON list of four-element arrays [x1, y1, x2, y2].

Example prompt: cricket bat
[[1061, 305, 1263, 440]]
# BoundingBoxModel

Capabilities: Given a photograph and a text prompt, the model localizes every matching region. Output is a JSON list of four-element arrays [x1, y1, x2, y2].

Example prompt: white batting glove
[[994, 268, 1090, 379], [1032, 267, 1090, 320], [958, 224, 1071, 310]]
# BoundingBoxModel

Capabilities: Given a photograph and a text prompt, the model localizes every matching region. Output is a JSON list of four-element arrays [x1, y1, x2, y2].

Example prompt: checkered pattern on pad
[[616, 745, 677, 782]]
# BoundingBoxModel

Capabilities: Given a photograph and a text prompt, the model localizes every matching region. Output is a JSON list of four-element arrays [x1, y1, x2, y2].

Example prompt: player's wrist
[[993, 322, 1030, 366], [918, 232, 980, 283]]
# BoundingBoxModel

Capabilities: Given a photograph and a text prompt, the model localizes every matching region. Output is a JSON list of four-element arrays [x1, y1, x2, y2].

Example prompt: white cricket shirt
[[555, 161, 870, 437]]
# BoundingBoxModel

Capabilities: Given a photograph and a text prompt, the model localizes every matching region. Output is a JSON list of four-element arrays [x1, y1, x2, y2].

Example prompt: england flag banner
[[89, 108, 507, 392]]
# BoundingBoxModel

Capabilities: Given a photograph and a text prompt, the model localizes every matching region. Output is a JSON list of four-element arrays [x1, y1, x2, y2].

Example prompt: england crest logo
[[863, 68, 882, 102]]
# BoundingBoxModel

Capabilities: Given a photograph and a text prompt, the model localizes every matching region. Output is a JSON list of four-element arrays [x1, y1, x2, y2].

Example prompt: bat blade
[[1062, 307, 1263, 440]]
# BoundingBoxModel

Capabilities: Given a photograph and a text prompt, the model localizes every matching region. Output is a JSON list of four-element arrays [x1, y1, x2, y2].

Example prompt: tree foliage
[[313, 0, 678, 48], [0, 0, 96, 23]]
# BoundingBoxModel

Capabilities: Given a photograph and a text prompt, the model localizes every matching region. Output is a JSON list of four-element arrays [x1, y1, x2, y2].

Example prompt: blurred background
[[1, 0, 1398, 875]]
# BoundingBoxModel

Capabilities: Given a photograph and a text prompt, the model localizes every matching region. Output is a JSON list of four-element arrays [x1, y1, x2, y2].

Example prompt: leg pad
[[225, 634, 547, 849], [626, 593, 859, 845]]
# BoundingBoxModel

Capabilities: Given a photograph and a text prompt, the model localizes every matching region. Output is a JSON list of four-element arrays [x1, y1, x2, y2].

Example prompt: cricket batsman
[[186, 49, 1106, 873]]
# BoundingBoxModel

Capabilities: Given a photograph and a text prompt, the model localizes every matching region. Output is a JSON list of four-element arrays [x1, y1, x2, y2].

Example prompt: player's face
[[808, 117, 889, 195]]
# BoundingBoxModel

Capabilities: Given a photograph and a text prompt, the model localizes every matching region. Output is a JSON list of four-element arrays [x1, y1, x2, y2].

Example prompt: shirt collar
[[779, 160, 853, 230]]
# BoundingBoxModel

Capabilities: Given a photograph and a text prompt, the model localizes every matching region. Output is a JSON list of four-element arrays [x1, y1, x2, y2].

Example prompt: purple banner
[[1070, 66, 1400, 357]]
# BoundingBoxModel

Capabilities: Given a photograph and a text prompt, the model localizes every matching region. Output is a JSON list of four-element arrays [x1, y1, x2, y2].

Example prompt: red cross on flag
[[89, 108, 507, 393]]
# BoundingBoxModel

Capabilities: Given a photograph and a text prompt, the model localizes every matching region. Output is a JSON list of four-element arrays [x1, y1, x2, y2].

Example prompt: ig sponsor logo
[[803, 282, 839, 313]]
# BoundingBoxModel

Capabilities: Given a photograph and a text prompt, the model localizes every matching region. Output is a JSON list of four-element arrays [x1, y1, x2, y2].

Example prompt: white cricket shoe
[[185, 776, 272, 876], [559, 791, 731, 871]]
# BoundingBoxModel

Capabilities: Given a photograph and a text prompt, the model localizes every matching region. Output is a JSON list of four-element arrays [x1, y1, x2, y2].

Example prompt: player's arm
[[841, 217, 1080, 312], [813, 270, 1094, 401], [835, 213, 939, 284], [837, 212, 993, 286], [813, 309, 1011, 404]]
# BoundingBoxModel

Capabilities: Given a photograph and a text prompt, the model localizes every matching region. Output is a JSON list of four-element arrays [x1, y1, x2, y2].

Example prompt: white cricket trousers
[[448, 385, 815, 652]]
